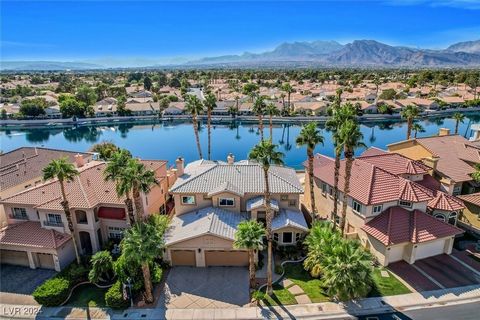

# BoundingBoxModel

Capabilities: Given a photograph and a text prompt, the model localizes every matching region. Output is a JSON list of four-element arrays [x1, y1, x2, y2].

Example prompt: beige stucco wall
[[273, 226, 306, 245], [388, 140, 433, 160]]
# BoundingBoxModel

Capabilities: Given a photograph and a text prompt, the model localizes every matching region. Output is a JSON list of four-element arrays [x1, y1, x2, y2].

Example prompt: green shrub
[[32, 278, 70, 306], [151, 264, 163, 284], [251, 290, 266, 302], [105, 281, 129, 309], [58, 263, 89, 285]]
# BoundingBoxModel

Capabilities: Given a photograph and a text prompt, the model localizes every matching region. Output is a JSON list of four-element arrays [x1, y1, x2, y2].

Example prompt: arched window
[[434, 214, 446, 222], [75, 210, 88, 224], [448, 212, 457, 225]]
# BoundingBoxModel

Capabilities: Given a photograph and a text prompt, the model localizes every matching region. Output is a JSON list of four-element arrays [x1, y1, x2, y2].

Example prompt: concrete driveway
[[157, 267, 250, 309], [0, 264, 56, 295]]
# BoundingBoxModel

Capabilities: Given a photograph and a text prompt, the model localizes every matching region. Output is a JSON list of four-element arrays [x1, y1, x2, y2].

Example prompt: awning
[[97, 207, 126, 220]]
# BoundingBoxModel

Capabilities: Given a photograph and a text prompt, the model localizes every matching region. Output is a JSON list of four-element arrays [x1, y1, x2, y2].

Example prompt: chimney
[[438, 128, 450, 136], [423, 156, 439, 173], [470, 124, 480, 141], [175, 157, 184, 177], [75, 154, 85, 167], [227, 153, 235, 165]]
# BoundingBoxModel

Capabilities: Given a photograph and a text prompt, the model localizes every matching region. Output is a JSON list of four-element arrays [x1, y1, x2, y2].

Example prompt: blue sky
[[1, 0, 480, 66]]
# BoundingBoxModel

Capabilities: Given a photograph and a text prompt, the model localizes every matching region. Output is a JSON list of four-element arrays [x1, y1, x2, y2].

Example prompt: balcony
[[43, 220, 64, 228], [8, 214, 29, 220]]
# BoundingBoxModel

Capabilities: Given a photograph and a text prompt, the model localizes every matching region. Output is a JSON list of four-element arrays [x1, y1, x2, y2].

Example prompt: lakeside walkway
[[2, 284, 479, 319]]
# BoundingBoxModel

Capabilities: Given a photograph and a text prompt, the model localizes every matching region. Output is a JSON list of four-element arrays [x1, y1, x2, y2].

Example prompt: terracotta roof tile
[[457, 192, 480, 207], [428, 192, 465, 211], [0, 221, 71, 249]]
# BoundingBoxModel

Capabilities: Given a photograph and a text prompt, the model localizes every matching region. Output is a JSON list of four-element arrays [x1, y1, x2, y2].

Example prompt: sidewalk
[[2, 285, 479, 319]]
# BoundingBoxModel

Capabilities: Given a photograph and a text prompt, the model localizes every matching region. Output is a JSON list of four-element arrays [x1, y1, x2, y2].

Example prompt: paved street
[[156, 267, 250, 309]]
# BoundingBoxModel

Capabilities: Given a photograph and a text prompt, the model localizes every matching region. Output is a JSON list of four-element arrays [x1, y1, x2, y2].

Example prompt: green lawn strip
[[369, 268, 411, 297], [262, 284, 297, 306], [66, 284, 107, 307], [283, 264, 329, 303]]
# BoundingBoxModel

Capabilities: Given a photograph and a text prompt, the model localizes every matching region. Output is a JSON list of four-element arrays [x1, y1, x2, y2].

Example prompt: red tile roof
[[428, 192, 465, 211], [457, 192, 480, 207], [361, 206, 463, 246], [0, 221, 71, 249], [359, 151, 430, 176]]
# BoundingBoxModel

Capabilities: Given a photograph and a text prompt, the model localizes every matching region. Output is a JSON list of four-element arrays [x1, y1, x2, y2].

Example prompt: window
[[434, 214, 446, 222], [11, 208, 28, 220], [288, 199, 297, 207], [46, 213, 62, 226], [219, 198, 235, 207], [282, 232, 293, 244], [352, 200, 362, 213], [399, 200, 412, 208], [273, 233, 279, 242], [108, 226, 125, 240], [280, 194, 289, 201], [321, 183, 327, 194], [295, 233, 301, 242], [373, 205, 383, 214], [181, 195, 195, 205], [448, 212, 457, 225], [75, 210, 88, 224]]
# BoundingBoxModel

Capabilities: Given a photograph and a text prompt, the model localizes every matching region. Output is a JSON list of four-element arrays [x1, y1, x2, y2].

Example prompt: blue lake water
[[1, 115, 479, 169]]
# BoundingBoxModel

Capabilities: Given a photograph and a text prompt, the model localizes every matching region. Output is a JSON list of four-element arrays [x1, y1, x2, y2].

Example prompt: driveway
[[0, 264, 56, 295], [389, 254, 480, 292], [157, 267, 250, 309]]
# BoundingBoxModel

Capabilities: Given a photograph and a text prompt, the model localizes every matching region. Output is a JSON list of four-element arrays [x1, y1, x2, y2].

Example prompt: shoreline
[[1, 106, 479, 130]]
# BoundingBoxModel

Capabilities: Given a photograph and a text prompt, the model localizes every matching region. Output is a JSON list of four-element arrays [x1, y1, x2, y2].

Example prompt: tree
[[59, 96, 88, 118], [19, 97, 47, 117], [472, 164, 480, 183], [90, 141, 122, 160], [321, 240, 373, 301], [233, 220, 265, 288], [400, 105, 420, 140], [42, 158, 81, 264], [379, 88, 396, 100], [76, 85, 97, 106], [337, 119, 365, 236], [144, 76, 152, 91], [252, 96, 266, 140], [265, 102, 280, 140], [281, 83, 294, 112], [104, 150, 135, 225], [242, 82, 259, 102], [466, 73, 479, 100], [89, 251, 114, 283], [248, 140, 284, 295], [452, 112, 465, 134], [203, 92, 217, 160], [1, 108, 7, 119], [412, 122, 425, 138], [122, 222, 165, 304], [185, 94, 204, 159], [296, 122, 324, 220]]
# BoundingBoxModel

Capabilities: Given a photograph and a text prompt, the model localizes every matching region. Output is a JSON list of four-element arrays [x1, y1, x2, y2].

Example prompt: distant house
[[163, 102, 186, 115], [44, 105, 62, 119], [212, 101, 235, 115], [293, 101, 328, 115], [457, 193, 480, 236], [95, 97, 118, 117], [396, 98, 439, 110], [0, 103, 20, 117], [364, 92, 377, 104], [440, 96, 465, 107], [126, 102, 159, 116]]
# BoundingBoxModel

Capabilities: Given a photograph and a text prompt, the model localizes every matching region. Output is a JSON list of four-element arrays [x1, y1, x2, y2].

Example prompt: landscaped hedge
[[32, 278, 70, 307], [105, 280, 129, 309]]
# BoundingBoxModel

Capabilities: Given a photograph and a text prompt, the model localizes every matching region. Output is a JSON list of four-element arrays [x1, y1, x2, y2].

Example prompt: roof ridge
[[1, 178, 59, 202], [386, 207, 394, 246], [269, 168, 303, 192], [366, 162, 377, 205], [77, 174, 91, 208], [170, 162, 219, 192]]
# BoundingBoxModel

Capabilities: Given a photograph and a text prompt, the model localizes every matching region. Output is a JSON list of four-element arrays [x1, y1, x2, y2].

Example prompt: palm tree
[[252, 96, 266, 140], [296, 122, 324, 220], [452, 112, 465, 135], [281, 83, 294, 113], [265, 102, 279, 140], [472, 164, 480, 182], [280, 93, 286, 113], [185, 94, 204, 159], [122, 222, 164, 304], [412, 122, 425, 138], [42, 157, 81, 264], [233, 220, 265, 289], [337, 119, 365, 236], [123, 158, 158, 221], [248, 140, 284, 295], [400, 105, 420, 140], [321, 240, 373, 301], [88, 251, 114, 283], [203, 92, 217, 160]]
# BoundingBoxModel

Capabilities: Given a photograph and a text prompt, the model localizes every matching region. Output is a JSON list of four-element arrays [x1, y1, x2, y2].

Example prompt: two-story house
[[164, 155, 307, 267], [0, 155, 171, 271], [304, 147, 464, 266]]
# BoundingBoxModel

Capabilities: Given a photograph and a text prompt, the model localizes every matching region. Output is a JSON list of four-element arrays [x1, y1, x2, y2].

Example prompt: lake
[[1, 115, 479, 169]]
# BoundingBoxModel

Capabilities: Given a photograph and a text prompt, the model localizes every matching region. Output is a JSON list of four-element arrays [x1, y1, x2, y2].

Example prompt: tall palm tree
[[252, 96, 266, 140], [104, 150, 135, 225], [412, 122, 425, 139], [337, 119, 365, 236], [122, 222, 164, 304], [233, 220, 265, 289], [296, 122, 324, 220], [248, 140, 284, 295], [452, 112, 465, 135], [185, 94, 204, 159], [203, 92, 217, 160], [281, 83, 294, 113], [400, 105, 420, 140], [265, 102, 279, 140], [123, 158, 158, 221], [42, 157, 81, 264]]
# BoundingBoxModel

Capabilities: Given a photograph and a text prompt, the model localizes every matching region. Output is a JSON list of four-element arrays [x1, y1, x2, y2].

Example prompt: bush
[[251, 290, 266, 302], [105, 280, 129, 309], [33, 278, 70, 307], [58, 263, 89, 285], [151, 264, 163, 284], [274, 265, 283, 275]]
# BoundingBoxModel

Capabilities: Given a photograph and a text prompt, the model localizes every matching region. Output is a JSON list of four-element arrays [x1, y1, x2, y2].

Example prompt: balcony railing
[[43, 220, 64, 228]]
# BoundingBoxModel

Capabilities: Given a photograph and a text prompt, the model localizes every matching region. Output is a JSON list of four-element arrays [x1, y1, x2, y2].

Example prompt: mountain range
[[2, 39, 480, 70]]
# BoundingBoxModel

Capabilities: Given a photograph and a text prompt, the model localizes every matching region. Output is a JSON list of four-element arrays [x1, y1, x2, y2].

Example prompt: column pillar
[[27, 251, 36, 269]]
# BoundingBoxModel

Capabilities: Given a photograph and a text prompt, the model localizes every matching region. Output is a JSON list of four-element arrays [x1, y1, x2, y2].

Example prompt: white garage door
[[415, 240, 446, 261], [388, 245, 405, 263], [0, 249, 29, 267]]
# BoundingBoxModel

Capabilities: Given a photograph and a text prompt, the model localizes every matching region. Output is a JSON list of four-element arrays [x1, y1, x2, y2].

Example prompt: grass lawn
[[283, 264, 330, 303], [369, 268, 411, 297], [66, 284, 107, 307], [262, 284, 297, 306]]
